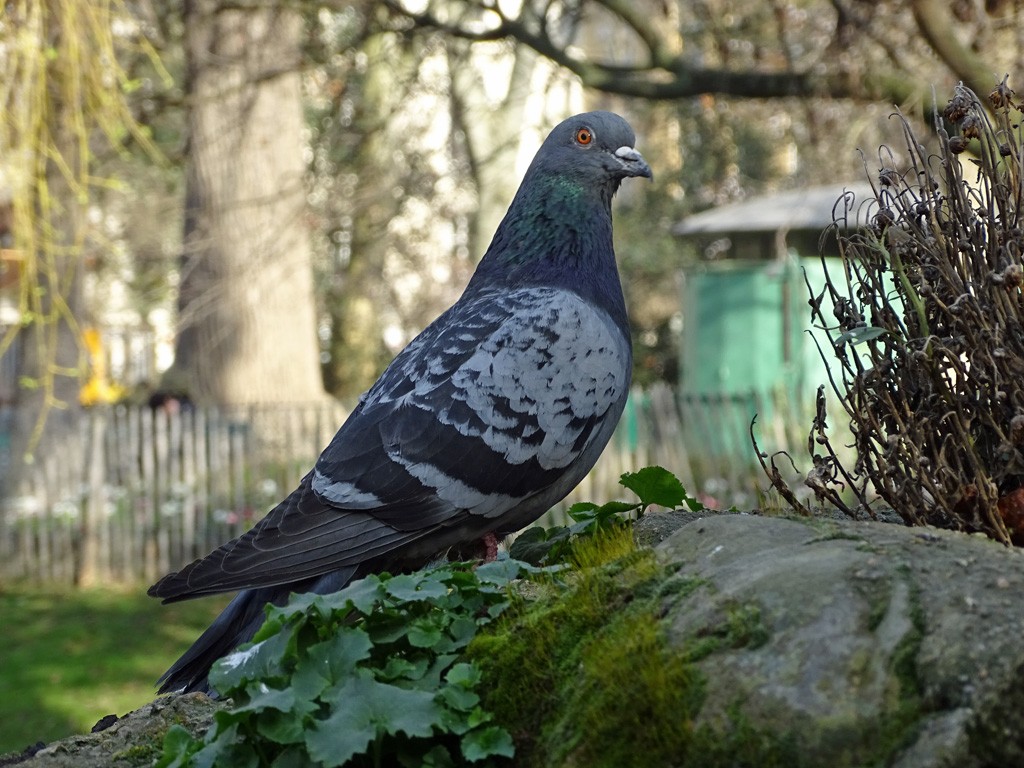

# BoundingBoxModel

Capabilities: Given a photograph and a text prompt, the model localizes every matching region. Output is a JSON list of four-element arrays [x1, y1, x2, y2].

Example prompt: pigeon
[[149, 110, 651, 693]]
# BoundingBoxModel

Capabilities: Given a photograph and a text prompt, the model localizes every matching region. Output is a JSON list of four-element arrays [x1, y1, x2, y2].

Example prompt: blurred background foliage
[[4, 0, 1024, 753], [5, 0, 1022, 409]]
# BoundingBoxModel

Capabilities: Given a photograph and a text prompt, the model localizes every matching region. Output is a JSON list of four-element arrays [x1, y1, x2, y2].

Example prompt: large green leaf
[[307, 675, 444, 764], [474, 558, 525, 586], [209, 627, 293, 692], [234, 682, 296, 715], [461, 725, 515, 762], [620, 466, 690, 510], [386, 572, 450, 601]]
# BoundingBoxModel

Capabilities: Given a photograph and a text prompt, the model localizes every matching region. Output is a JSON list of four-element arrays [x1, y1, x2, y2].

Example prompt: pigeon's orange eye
[[575, 127, 593, 145]]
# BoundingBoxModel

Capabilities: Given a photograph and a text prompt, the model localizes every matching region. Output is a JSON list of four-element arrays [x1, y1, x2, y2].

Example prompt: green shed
[[672, 183, 874, 458]]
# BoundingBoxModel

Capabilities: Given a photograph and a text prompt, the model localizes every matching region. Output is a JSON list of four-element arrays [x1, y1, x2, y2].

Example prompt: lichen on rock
[[3, 693, 224, 768]]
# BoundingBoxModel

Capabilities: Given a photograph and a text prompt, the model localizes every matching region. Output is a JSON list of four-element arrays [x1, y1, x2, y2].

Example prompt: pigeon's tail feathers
[[155, 587, 269, 694], [156, 568, 358, 694]]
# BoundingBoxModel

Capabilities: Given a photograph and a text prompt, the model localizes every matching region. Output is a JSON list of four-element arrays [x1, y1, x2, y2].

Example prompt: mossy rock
[[4, 693, 224, 768], [472, 514, 1024, 768], [13, 514, 1024, 768], [468, 528, 799, 767]]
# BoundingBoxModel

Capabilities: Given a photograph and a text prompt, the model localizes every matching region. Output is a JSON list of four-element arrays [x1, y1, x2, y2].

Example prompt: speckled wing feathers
[[152, 286, 629, 598], [315, 286, 629, 520]]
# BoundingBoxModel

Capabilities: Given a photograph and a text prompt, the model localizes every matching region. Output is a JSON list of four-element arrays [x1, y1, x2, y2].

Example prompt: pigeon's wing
[[317, 286, 631, 524], [149, 286, 630, 600]]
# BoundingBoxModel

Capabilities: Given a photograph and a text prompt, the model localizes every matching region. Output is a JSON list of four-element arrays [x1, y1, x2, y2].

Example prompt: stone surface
[[1, 693, 224, 768], [655, 513, 1024, 767]]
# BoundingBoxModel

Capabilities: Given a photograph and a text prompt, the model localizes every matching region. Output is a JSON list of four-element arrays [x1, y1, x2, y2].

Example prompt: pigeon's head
[[471, 110, 650, 293], [531, 111, 652, 194]]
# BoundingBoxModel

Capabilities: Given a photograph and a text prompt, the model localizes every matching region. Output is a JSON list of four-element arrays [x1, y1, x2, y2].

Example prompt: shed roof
[[672, 182, 876, 237]]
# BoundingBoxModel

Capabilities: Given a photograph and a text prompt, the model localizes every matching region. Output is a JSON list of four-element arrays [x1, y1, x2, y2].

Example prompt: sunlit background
[[1, 0, 1019, 753]]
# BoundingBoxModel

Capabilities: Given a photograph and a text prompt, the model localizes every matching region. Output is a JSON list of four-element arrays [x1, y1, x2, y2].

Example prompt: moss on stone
[[110, 741, 162, 765], [656, 571, 708, 602], [867, 576, 927, 764], [469, 544, 797, 767], [683, 599, 771, 664], [571, 523, 638, 570]]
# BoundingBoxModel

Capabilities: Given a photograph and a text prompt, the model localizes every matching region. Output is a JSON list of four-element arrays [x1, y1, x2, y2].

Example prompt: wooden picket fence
[[0, 385, 804, 586], [0, 403, 349, 587]]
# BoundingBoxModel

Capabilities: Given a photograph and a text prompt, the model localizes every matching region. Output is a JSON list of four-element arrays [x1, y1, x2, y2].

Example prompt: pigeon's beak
[[614, 146, 653, 180]]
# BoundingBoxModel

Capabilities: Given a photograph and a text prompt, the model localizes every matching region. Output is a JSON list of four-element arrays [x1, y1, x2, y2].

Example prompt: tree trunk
[[173, 0, 326, 405], [320, 32, 397, 399]]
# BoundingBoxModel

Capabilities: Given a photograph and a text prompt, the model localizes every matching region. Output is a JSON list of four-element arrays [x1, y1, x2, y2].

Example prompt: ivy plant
[[157, 558, 541, 768]]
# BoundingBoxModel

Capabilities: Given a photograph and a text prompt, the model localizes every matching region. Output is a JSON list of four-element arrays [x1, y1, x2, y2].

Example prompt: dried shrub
[[761, 79, 1024, 545]]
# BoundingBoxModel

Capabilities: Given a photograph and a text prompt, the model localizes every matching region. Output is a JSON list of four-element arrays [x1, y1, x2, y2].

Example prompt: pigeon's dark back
[[149, 110, 651, 694]]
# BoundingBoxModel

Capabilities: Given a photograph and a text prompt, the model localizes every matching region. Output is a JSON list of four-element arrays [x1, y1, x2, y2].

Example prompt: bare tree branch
[[909, 0, 1001, 99], [381, 0, 920, 103]]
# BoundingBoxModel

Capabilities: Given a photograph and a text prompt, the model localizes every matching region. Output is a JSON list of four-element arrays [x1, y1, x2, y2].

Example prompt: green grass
[[0, 584, 231, 756]]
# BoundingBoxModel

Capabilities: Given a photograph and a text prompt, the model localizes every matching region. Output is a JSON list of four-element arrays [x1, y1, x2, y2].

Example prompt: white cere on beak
[[615, 146, 643, 161]]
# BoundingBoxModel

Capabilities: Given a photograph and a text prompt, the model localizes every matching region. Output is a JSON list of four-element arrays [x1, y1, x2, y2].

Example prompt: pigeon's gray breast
[[442, 288, 627, 470]]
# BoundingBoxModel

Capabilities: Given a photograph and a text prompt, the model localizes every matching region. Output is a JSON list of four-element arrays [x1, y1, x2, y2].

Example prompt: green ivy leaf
[[507, 526, 569, 565], [565, 501, 600, 520], [367, 612, 415, 644], [596, 500, 642, 516], [620, 466, 690, 510], [421, 653, 460, 689], [474, 558, 525, 586], [386, 573, 450, 601], [461, 725, 515, 761], [324, 626, 373, 672], [234, 682, 296, 715], [506, 525, 546, 546], [305, 711, 376, 767], [465, 706, 493, 730], [439, 683, 480, 712], [408, 617, 445, 648], [264, 592, 324, 625], [445, 663, 481, 687], [312, 573, 388, 616], [258, 628, 369, 703], [255, 708, 306, 746], [447, 615, 479, 648], [290, 655, 330, 702], [379, 655, 429, 682], [209, 627, 293, 693], [308, 675, 444, 764]]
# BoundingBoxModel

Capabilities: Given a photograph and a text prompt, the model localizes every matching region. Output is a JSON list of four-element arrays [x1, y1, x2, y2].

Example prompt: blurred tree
[[164, 0, 328, 404], [304, 8, 576, 397], [381, 0, 1012, 107], [306, 18, 452, 397]]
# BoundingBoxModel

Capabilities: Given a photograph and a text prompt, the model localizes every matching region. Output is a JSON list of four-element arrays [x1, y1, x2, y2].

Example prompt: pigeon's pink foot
[[482, 532, 500, 563]]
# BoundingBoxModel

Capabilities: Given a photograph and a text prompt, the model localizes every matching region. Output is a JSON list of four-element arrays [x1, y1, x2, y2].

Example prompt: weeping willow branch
[[0, 0, 167, 456]]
